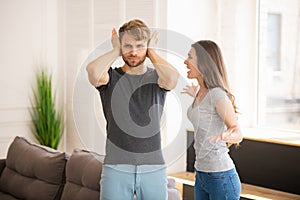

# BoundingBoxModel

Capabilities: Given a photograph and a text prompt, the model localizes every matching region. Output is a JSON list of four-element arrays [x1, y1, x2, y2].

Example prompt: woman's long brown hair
[[192, 40, 238, 113]]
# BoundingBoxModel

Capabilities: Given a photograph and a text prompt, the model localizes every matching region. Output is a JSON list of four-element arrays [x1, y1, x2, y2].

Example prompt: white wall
[[0, 0, 64, 157], [0, 0, 168, 158], [0, 0, 258, 175]]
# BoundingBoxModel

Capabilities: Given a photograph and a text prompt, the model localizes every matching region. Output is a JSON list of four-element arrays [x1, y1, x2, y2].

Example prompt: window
[[266, 13, 281, 71], [258, 0, 300, 131]]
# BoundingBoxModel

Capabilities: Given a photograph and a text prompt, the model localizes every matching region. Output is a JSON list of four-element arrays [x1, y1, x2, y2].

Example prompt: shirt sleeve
[[211, 87, 228, 106]]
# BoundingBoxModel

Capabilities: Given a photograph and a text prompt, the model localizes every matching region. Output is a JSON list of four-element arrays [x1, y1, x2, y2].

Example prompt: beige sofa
[[0, 136, 181, 200]]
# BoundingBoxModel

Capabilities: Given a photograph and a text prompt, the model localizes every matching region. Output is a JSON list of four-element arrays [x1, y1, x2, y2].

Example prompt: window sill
[[243, 127, 300, 147], [186, 127, 300, 147]]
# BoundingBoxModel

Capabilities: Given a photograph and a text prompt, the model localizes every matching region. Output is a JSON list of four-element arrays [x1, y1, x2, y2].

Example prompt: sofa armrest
[[167, 177, 176, 188], [167, 178, 182, 200], [0, 159, 6, 175]]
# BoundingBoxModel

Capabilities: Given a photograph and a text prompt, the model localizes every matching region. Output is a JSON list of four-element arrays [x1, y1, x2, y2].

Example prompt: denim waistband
[[196, 167, 237, 175], [104, 164, 166, 174]]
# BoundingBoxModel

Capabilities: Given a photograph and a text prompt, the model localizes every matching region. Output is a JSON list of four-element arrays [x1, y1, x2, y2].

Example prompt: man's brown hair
[[118, 19, 151, 43]]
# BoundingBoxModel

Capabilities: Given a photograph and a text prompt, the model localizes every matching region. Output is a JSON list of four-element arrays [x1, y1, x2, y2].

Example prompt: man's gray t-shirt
[[187, 87, 235, 172], [97, 67, 167, 165]]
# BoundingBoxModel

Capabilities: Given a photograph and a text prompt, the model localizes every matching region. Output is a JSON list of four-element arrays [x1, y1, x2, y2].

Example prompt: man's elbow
[[86, 65, 97, 86], [159, 75, 179, 90], [87, 75, 98, 87], [86, 62, 96, 76], [168, 72, 180, 90], [166, 81, 178, 90]]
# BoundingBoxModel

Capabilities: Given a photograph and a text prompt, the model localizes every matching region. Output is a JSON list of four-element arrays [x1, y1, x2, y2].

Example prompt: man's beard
[[123, 55, 146, 68]]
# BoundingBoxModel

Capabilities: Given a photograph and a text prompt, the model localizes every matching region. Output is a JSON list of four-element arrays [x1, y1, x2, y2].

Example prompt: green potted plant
[[30, 68, 63, 149]]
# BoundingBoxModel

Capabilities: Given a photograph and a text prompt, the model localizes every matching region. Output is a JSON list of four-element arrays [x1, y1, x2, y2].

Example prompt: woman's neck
[[196, 87, 208, 98]]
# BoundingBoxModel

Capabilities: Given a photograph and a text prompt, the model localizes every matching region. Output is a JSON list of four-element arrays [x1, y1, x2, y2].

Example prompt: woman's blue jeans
[[194, 168, 241, 200]]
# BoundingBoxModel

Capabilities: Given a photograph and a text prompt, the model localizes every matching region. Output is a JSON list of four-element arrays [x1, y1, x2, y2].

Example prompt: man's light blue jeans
[[194, 168, 241, 200], [100, 164, 168, 200]]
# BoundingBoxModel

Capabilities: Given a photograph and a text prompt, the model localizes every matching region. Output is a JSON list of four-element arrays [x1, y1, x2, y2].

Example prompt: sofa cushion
[[61, 149, 104, 200], [0, 159, 5, 175], [0, 191, 18, 200], [0, 136, 67, 200]]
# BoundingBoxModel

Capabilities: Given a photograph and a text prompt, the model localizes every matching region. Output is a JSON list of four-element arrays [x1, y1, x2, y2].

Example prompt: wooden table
[[168, 171, 300, 200]]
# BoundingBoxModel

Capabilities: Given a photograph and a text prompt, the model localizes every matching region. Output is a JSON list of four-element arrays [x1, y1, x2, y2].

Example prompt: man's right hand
[[112, 28, 121, 55]]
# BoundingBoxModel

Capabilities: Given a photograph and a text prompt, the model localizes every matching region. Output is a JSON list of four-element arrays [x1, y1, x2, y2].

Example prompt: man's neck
[[121, 64, 147, 75]]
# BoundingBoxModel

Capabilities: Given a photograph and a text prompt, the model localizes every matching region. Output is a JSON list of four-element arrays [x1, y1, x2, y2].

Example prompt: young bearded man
[[86, 19, 179, 200]]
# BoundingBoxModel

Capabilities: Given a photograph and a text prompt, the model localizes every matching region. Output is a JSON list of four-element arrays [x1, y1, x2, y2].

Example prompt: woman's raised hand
[[181, 83, 199, 97]]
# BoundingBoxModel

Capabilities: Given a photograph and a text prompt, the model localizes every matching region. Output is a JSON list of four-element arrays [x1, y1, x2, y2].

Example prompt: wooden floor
[[168, 172, 300, 200]]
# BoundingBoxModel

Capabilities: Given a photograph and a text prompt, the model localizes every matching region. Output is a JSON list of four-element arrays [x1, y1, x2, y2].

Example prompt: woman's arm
[[211, 97, 243, 144]]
